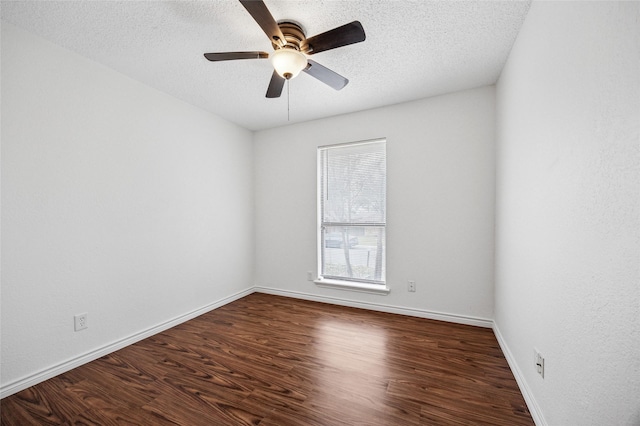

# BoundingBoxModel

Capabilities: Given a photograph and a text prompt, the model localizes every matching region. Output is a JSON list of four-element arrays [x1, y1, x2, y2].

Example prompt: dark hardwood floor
[[1, 293, 533, 425]]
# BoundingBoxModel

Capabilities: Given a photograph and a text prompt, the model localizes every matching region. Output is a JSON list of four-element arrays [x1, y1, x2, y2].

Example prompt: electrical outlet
[[307, 271, 313, 281], [74, 313, 88, 331], [534, 349, 544, 378], [408, 280, 416, 292]]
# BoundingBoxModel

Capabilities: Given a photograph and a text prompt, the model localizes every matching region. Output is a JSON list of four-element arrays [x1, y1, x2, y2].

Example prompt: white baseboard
[[0, 287, 254, 399], [493, 322, 547, 426], [254, 286, 494, 328]]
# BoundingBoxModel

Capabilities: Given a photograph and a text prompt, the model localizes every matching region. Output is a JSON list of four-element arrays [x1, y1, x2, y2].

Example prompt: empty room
[[1, 1, 638, 425]]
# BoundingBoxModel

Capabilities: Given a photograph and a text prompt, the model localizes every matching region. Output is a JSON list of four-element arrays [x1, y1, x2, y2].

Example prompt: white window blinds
[[318, 139, 386, 284]]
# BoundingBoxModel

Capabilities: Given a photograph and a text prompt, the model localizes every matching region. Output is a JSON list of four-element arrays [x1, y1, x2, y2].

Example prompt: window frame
[[315, 138, 389, 294]]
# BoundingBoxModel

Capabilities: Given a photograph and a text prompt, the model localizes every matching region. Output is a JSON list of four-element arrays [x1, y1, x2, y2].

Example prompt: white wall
[[1, 23, 254, 395], [254, 86, 496, 324], [495, 2, 640, 425]]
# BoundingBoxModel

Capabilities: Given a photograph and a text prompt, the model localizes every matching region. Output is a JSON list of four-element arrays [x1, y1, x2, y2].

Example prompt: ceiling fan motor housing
[[274, 21, 307, 52]]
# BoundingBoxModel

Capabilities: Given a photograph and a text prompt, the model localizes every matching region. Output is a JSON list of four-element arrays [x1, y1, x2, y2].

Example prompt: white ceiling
[[1, 0, 531, 131]]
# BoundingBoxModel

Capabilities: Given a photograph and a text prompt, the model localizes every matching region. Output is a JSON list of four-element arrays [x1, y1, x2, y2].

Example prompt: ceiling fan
[[204, 0, 366, 98]]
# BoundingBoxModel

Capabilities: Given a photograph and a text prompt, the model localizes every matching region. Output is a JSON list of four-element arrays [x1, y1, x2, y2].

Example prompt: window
[[317, 139, 386, 291]]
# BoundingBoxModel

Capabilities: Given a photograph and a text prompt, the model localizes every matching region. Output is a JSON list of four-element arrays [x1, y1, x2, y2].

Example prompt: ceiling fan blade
[[239, 0, 286, 47], [302, 21, 365, 55], [303, 60, 348, 90], [266, 70, 285, 98], [204, 52, 269, 61]]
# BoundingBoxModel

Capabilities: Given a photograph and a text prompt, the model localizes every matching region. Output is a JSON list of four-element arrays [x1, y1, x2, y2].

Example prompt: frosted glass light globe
[[271, 48, 307, 79]]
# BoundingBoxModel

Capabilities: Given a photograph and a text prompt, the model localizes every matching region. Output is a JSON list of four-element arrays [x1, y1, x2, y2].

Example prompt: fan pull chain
[[287, 79, 290, 121]]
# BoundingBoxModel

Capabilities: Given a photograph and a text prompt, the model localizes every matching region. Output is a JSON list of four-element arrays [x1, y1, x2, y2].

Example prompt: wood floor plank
[[1, 293, 533, 425]]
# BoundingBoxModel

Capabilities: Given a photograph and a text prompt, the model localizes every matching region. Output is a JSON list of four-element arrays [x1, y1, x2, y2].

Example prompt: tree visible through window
[[318, 139, 386, 285]]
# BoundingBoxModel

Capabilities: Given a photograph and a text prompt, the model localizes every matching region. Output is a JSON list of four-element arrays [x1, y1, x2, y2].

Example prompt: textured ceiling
[[1, 0, 531, 131]]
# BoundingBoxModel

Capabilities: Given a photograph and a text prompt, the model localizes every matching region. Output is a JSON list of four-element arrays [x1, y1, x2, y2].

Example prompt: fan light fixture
[[271, 48, 307, 79], [203, 1, 366, 98]]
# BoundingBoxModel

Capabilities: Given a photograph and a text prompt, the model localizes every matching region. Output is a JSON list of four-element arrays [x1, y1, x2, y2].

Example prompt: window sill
[[314, 278, 390, 295]]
